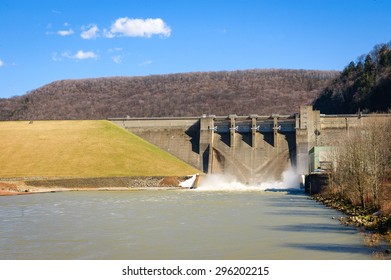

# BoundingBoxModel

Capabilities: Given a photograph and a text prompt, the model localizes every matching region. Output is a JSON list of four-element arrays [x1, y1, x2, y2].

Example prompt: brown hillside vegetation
[[0, 69, 338, 120]]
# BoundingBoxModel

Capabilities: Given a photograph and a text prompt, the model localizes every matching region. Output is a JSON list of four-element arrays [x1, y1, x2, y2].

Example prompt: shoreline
[[311, 192, 391, 259], [0, 176, 191, 196], [0, 187, 183, 196]]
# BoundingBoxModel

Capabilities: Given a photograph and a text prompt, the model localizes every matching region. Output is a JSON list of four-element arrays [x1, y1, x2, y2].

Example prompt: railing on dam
[[212, 120, 296, 133], [212, 122, 296, 133], [108, 114, 297, 133]]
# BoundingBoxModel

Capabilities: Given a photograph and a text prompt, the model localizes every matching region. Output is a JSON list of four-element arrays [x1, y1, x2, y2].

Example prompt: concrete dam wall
[[110, 106, 391, 184], [110, 115, 296, 184], [199, 115, 296, 184], [110, 117, 202, 171]]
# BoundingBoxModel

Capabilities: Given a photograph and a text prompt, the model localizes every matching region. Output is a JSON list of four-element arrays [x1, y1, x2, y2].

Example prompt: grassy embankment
[[0, 120, 199, 192]]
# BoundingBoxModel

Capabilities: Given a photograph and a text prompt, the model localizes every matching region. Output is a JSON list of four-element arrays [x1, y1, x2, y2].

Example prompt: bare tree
[[364, 119, 391, 208], [329, 118, 391, 210]]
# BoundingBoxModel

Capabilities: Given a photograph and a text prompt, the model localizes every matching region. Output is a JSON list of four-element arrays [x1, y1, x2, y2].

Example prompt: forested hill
[[0, 69, 338, 120], [313, 42, 391, 114]]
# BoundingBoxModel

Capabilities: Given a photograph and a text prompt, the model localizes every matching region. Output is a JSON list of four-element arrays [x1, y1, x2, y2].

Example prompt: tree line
[[313, 41, 391, 114], [0, 69, 338, 120]]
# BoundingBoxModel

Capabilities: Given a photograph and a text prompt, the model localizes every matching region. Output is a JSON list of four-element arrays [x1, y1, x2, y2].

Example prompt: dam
[[110, 106, 391, 184]]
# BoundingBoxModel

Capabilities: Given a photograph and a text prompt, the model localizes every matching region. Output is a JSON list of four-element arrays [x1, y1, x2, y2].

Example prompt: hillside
[[313, 42, 391, 114], [0, 69, 338, 120], [0, 120, 198, 178]]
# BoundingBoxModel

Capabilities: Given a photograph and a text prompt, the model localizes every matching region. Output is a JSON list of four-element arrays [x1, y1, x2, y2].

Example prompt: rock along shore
[[311, 193, 391, 259]]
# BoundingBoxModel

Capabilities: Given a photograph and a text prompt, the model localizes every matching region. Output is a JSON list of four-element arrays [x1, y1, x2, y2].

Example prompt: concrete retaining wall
[[304, 173, 329, 195], [110, 118, 201, 170]]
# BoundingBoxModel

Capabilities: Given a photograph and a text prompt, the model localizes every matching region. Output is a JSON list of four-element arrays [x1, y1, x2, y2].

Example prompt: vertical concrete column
[[296, 130, 309, 175], [295, 113, 300, 129], [229, 114, 237, 148], [199, 116, 214, 173], [250, 114, 258, 148], [296, 106, 313, 176], [299, 105, 320, 149], [273, 116, 279, 148]]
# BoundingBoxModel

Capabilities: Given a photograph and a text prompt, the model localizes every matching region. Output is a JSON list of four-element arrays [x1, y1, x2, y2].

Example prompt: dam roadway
[[110, 106, 391, 184]]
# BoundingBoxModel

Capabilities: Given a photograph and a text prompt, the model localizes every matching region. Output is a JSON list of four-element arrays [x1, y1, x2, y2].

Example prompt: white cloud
[[102, 28, 115, 38], [139, 60, 153, 66], [52, 52, 62, 62], [108, 47, 123, 53], [57, 29, 74, 36], [0, 59, 4, 67], [112, 55, 122, 64], [107, 17, 171, 38], [81, 24, 99, 39], [74, 50, 98, 60], [61, 50, 98, 60]]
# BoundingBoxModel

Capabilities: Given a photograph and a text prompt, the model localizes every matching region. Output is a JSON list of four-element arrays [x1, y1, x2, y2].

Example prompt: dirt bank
[[0, 176, 192, 196]]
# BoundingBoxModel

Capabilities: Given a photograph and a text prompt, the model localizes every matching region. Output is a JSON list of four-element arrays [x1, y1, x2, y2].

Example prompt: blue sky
[[0, 0, 390, 98]]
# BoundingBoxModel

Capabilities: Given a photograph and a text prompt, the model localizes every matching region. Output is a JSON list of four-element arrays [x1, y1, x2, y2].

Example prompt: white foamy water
[[259, 167, 301, 190], [179, 174, 198, 188], [197, 168, 301, 191]]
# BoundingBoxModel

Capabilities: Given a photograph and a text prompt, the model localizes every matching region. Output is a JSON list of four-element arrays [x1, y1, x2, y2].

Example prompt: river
[[0, 183, 378, 260]]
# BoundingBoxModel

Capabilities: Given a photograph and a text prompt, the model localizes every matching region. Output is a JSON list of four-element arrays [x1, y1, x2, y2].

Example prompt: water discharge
[[197, 167, 300, 191]]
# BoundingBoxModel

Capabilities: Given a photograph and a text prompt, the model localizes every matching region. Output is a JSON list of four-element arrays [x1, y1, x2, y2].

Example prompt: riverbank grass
[[0, 120, 199, 178]]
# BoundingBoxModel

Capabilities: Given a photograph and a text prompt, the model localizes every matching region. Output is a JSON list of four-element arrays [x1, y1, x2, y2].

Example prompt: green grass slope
[[0, 120, 199, 178]]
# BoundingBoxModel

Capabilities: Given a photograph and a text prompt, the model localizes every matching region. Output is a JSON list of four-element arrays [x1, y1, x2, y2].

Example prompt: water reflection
[[285, 243, 372, 255], [272, 223, 357, 233]]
